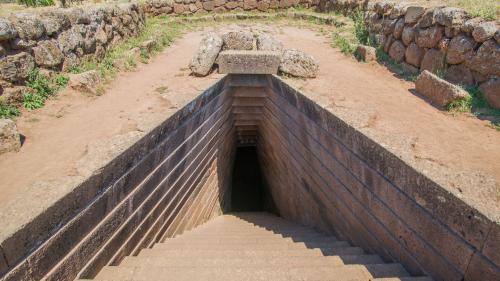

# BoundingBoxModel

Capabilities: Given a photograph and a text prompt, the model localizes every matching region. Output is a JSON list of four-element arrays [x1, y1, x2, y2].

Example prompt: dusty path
[[0, 24, 498, 240]]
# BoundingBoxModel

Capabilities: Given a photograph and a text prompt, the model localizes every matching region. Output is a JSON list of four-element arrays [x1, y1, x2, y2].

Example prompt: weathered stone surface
[[58, 28, 85, 54], [418, 8, 436, 28], [217, 50, 280, 74], [1, 86, 28, 105], [33, 40, 64, 68], [9, 13, 45, 40], [420, 48, 446, 74], [462, 17, 483, 34], [0, 18, 17, 41], [472, 22, 498, 43], [415, 70, 470, 107], [393, 18, 405, 39], [62, 53, 80, 72], [243, 0, 258, 10], [416, 26, 443, 48], [384, 34, 394, 53], [356, 45, 377, 62], [405, 6, 425, 24], [189, 32, 223, 76], [402, 26, 415, 46], [41, 17, 62, 36], [0, 119, 21, 154], [221, 31, 254, 50], [434, 7, 467, 27], [447, 35, 476, 65], [405, 42, 424, 67], [401, 62, 419, 74], [445, 64, 473, 86], [390, 3, 408, 19], [388, 40, 405, 62], [0, 52, 35, 82], [279, 49, 319, 78], [479, 78, 500, 109], [140, 40, 157, 53], [256, 33, 283, 52], [382, 19, 397, 35], [438, 38, 450, 52], [374, 1, 393, 16], [467, 39, 500, 77], [95, 26, 108, 45], [68, 70, 101, 94], [0, 45, 5, 58]]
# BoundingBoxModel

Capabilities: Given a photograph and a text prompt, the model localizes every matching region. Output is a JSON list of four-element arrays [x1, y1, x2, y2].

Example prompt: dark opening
[[230, 146, 267, 212]]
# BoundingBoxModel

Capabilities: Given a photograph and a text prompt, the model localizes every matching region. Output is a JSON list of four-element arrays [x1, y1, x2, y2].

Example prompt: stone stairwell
[[89, 213, 432, 281]]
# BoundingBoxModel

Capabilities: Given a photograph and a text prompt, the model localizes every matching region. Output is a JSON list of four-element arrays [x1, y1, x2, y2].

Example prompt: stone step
[[154, 240, 351, 250], [164, 236, 340, 244]]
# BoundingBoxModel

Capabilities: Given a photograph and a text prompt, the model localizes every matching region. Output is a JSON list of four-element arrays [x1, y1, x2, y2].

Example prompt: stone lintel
[[217, 50, 281, 75]]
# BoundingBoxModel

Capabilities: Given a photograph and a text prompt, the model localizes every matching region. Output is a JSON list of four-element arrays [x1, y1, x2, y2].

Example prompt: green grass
[[16, 0, 53, 6], [451, 0, 498, 20], [447, 86, 500, 127], [21, 68, 69, 111], [0, 103, 20, 119]]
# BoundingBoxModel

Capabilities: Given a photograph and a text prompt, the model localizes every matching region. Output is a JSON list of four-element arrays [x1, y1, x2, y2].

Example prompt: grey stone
[[472, 22, 498, 43], [68, 70, 101, 94], [389, 40, 406, 62], [405, 6, 425, 24], [256, 33, 283, 52], [445, 64, 474, 86], [479, 78, 500, 109], [279, 49, 319, 78], [0, 18, 17, 41], [420, 48, 446, 74], [415, 70, 470, 107], [462, 17, 483, 34], [467, 39, 500, 77], [447, 35, 476, 65], [62, 53, 80, 72], [58, 28, 85, 54], [402, 26, 416, 46], [33, 40, 64, 68], [221, 31, 254, 50], [0, 119, 21, 154], [434, 7, 467, 27], [217, 50, 280, 74], [0, 52, 35, 82], [416, 26, 444, 48], [10, 13, 45, 40], [41, 17, 62, 36], [189, 32, 223, 76], [405, 42, 424, 67], [356, 45, 377, 62], [10, 38, 37, 51]]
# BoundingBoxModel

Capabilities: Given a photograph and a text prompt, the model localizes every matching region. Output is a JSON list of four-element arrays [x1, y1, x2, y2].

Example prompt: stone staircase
[[90, 212, 432, 281]]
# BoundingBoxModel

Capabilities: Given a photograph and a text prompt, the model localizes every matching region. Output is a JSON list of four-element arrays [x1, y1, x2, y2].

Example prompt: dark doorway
[[230, 146, 266, 212]]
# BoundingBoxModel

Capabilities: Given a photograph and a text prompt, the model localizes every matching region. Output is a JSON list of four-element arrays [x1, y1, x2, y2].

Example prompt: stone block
[[217, 50, 281, 74], [415, 70, 470, 107], [0, 119, 21, 154]]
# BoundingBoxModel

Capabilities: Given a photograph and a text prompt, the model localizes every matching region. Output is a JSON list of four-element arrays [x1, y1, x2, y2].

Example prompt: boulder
[[420, 48, 446, 74], [9, 13, 45, 40], [256, 33, 283, 52], [402, 26, 415, 46], [434, 7, 467, 27], [33, 40, 64, 68], [68, 70, 101, 94], [0, 18, 17, 41], [418, 8, 436, 28], [467, 39, 500, 77], [462, 17, 483, 34], [58, 28, 85, 54], [1, 85, 28, 105], [446, 35, 476, 64], [405, 42, 424, 67], [388, 40, 405, 62], [279, 49, 319, 78], [356, 45, 377, 62], [416, 26, 443, 48], [221, 31, 254, 50], [405, 6, 425, 24], [445, 64, 473, 86], [189, 32, 223, 76], [41, 17, 62, 36], [472, 22, 498, 43], [415, 70, 470, 107], [0, 119, 21, 154], [0, 52, 35, 82], [62, 53, 80, 72], [393, 18, 405, 39], [479, 78, 500, 109]]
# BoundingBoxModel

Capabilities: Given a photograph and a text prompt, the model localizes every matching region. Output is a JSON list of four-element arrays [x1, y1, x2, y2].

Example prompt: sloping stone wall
[[0, 3, 145, 102]]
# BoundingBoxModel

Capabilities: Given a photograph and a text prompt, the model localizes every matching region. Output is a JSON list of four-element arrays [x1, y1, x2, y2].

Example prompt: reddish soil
[[0, 24, 498, 240]]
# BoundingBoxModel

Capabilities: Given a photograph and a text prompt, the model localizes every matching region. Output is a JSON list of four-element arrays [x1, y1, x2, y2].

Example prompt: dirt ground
[[0, 23, 498, 242]]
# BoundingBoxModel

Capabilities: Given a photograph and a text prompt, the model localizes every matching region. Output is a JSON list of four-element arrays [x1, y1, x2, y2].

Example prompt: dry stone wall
[[0, 3, 145, 102]]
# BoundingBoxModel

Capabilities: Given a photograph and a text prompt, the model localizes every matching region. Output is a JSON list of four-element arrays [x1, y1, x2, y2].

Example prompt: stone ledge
[[217, 50, 281, 74]]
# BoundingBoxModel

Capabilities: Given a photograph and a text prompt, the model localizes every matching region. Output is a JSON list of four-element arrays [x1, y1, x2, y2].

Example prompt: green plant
[[53, 74, 69, 89], [332, 32, 355, 54], [23, 92, 45, 110], [352, 10, 369, 46], [0, 103, 20, 119], [26, 68, 54, 99], [17, 0, 54, 7]]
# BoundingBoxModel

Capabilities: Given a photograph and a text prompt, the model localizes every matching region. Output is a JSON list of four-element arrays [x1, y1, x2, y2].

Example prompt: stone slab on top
[[217, 50, 281, 75]]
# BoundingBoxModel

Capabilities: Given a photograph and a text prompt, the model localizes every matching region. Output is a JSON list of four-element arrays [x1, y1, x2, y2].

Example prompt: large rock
[[479, 79, 500, 109], [434, 7, 467, 27], [402, 26, 415, 46], [393, 18, 405, 39], [279, 49, 319, 78], [9, 13, 45, 40], [467, 39, 500, 77], [445, 64, 473, 86], [221, 31, 254, 50], [69, 70, 101, 94], [217, 50, 280, 74], [256, 33, 283, 52], [356, 45, 377, 62], [446, 35, 476, 65], [41, 17, 62, 36], [0, 52, 35, 82], [420, 48, 446, 74], [418, 9, 436, 28], [0, 119, 21, 154], [0, 18, 17, 41], [472, 22, 498, 43], [405, 42, 424, 67], [416, 26, 443, 48], [415, 70, 470, 107], [33, 40, 64, 68], [58, 28, 85, 54], [189, 32, 223, 76], [404, 6, 425, 24], [462, 17, 483, 34], [388, 40, 405, 62]]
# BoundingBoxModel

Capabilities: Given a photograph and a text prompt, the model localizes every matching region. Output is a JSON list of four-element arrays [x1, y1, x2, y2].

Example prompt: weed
[[332, 31, 355, 54], [23, 92, 45, 110], [26, 68, 54, 98], [352, 10, 370, 46], [17, 0, 54, 7], [0, 103, 20, 119], [53, 74, 69, 89], [447, 86, 500, 129]]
